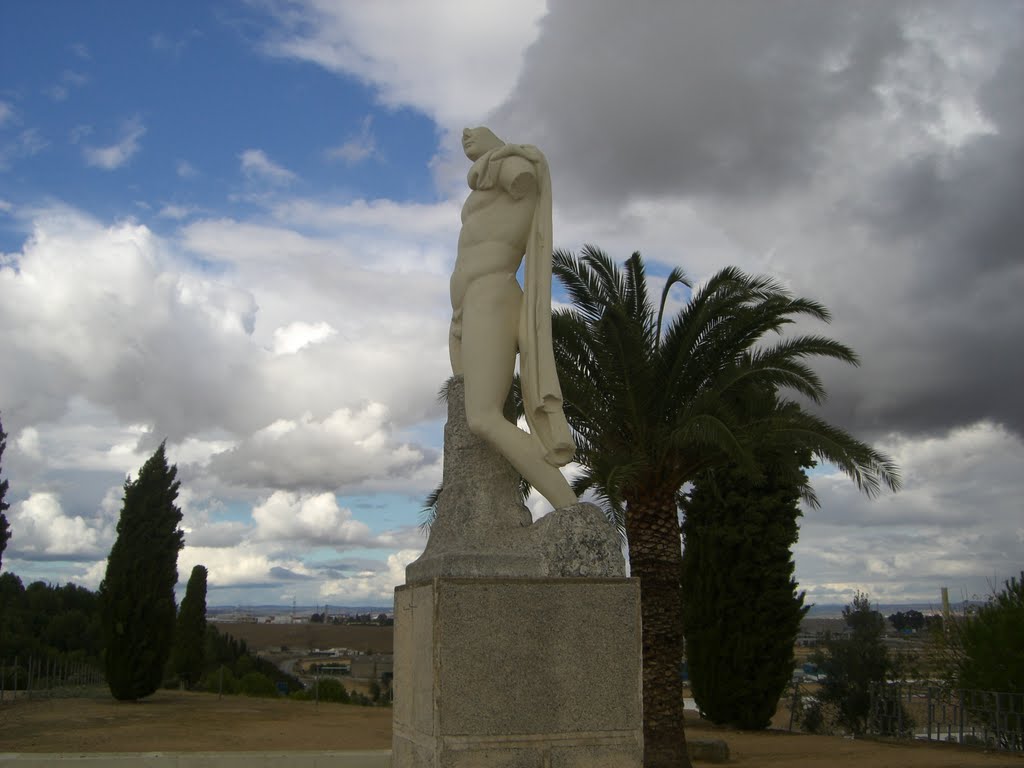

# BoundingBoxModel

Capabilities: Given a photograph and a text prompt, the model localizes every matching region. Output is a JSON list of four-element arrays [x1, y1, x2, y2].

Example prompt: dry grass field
[[0, 690, 391, 752], [212, 621, 393, 654], [1, 690, 1022, 766]]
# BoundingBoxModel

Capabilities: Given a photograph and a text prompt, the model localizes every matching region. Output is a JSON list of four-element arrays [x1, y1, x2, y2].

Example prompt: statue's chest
[[461, 187, 502, 222]]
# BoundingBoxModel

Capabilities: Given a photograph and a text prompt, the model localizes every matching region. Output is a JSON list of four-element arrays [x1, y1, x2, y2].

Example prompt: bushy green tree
[[204, 623, 249, 668], [238, 670, 278, 697], [888, 609, 925, 632], [956, 571, 1024, 694], [197, 624, 302, 695], [680, 445, 810, 729], [290, 677, 357, 704], [815, 592, 890, 735], [0, 414, 11, 571], [99, 442, 184, 700], [171, 565, 208, 688], [317, 677, 351, 703], [204, 664, 238, 695], [0, 576, 103, 666]]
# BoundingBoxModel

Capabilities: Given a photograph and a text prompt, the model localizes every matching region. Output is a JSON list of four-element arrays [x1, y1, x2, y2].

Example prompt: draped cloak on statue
[[466, 144, 575, 467]]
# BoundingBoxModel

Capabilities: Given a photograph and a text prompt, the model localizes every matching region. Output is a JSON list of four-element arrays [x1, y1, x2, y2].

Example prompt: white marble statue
[[449, 127, 576, 510]]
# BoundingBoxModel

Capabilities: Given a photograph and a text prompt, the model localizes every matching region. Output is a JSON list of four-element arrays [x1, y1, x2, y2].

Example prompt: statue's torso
[[459, 187, 534, 251], [452, 185, 536, 309]]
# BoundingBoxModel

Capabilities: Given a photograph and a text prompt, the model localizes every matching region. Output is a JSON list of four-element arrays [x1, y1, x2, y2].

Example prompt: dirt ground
[[2, 690, 1022, 766]]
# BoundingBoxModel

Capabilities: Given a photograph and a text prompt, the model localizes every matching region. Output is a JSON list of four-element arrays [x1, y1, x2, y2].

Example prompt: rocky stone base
[[405, 376, 624, 584], [688, 738, 730, 763]]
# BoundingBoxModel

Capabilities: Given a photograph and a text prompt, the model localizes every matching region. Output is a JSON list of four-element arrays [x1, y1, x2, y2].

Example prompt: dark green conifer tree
[[171, 564, 208, 688], [950, 572, 1024, 726], [99, 442, 184, 700], [0, 414, 11, 571], [815, 592, 890, 734], [680, 447, 810, 729]]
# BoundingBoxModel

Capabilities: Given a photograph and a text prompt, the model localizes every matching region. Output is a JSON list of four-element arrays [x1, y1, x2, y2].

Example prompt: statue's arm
[[497, 155, 537, 201]]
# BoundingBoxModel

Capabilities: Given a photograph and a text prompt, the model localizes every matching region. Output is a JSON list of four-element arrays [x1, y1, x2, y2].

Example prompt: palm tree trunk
[[625, 489, 691, 768]]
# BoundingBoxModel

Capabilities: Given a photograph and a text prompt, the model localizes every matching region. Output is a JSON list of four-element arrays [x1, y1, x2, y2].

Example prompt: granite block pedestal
[[393, 577, 641, 768], [392, 379, 642, 768]]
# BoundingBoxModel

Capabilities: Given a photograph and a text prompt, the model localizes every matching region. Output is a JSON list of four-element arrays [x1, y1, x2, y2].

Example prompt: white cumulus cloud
[[319, 548, 421, 602], [8, 492, 114, 559], [176, 159, 198, 178], [259, 0, 547, 127], [0, 207, 261, 439], [208, 404, 437, 493], [240, 148, 296, 184], [178, 543, 314, 588], [326, 115, 377, 165], [83, 116, 145, 170], [272, 320, 337, 355], [252, 490, 373, 545]]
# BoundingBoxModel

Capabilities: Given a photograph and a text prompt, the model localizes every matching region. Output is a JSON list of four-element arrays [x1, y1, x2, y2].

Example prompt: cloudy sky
[[1, 1, 1021, 609]]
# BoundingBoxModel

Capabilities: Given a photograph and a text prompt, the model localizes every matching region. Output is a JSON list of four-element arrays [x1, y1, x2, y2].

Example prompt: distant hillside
[[804, 601, 962, 619], [214, 621, 393, 654], [208, 605, 392, 617]]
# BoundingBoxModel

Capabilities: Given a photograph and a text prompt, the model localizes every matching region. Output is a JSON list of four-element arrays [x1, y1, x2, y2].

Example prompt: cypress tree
[[0, 414, 11, 571], [680, 448, 810, 729], [172, 564, 208, 688], [99, 442, 184, 700]]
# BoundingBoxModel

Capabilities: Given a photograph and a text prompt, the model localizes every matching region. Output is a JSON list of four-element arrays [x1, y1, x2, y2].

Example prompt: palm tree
[[551, 246, 900, 768]]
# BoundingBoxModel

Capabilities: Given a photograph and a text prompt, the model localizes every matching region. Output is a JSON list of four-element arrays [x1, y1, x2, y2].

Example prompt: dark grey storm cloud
[[493, 2, 908, 206], [832, 13, 1024, 437], [490, 2, 1024, 440], [268, 566, 315, 581]]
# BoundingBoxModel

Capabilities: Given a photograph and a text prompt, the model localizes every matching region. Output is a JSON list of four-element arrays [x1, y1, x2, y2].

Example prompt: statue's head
[[462, 126, 504, 161]]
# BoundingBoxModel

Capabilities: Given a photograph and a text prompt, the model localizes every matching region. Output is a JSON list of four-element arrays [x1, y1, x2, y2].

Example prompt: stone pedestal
[[393, 577, 642, 768], [393, 377, 642, 767]]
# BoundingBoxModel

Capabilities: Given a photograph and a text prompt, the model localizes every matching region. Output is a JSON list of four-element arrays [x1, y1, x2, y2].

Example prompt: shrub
[[237, 671, 277, 697], [314, 677, 350, 703], [800, 699, 827, 734], [202, 664, 237, 695]]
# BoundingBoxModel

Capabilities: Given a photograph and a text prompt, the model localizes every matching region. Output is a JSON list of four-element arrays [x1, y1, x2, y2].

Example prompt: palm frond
[[623, 251, 655, 340], [419, 483, 442, 533], [800, 483, 821, 509], [670, 410, 757, 476], [438, 377, 452, 403], [553, 248, 606, 324], [656, 265, 692, 345], [759, 407, 902, 497], [580, 244, 628, 306], [551, 247, 899, 548]]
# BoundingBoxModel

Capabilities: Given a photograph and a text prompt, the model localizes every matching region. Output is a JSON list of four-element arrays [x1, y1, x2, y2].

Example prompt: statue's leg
[[461, 274, 576, 510], [449, 315, 463, 376]]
